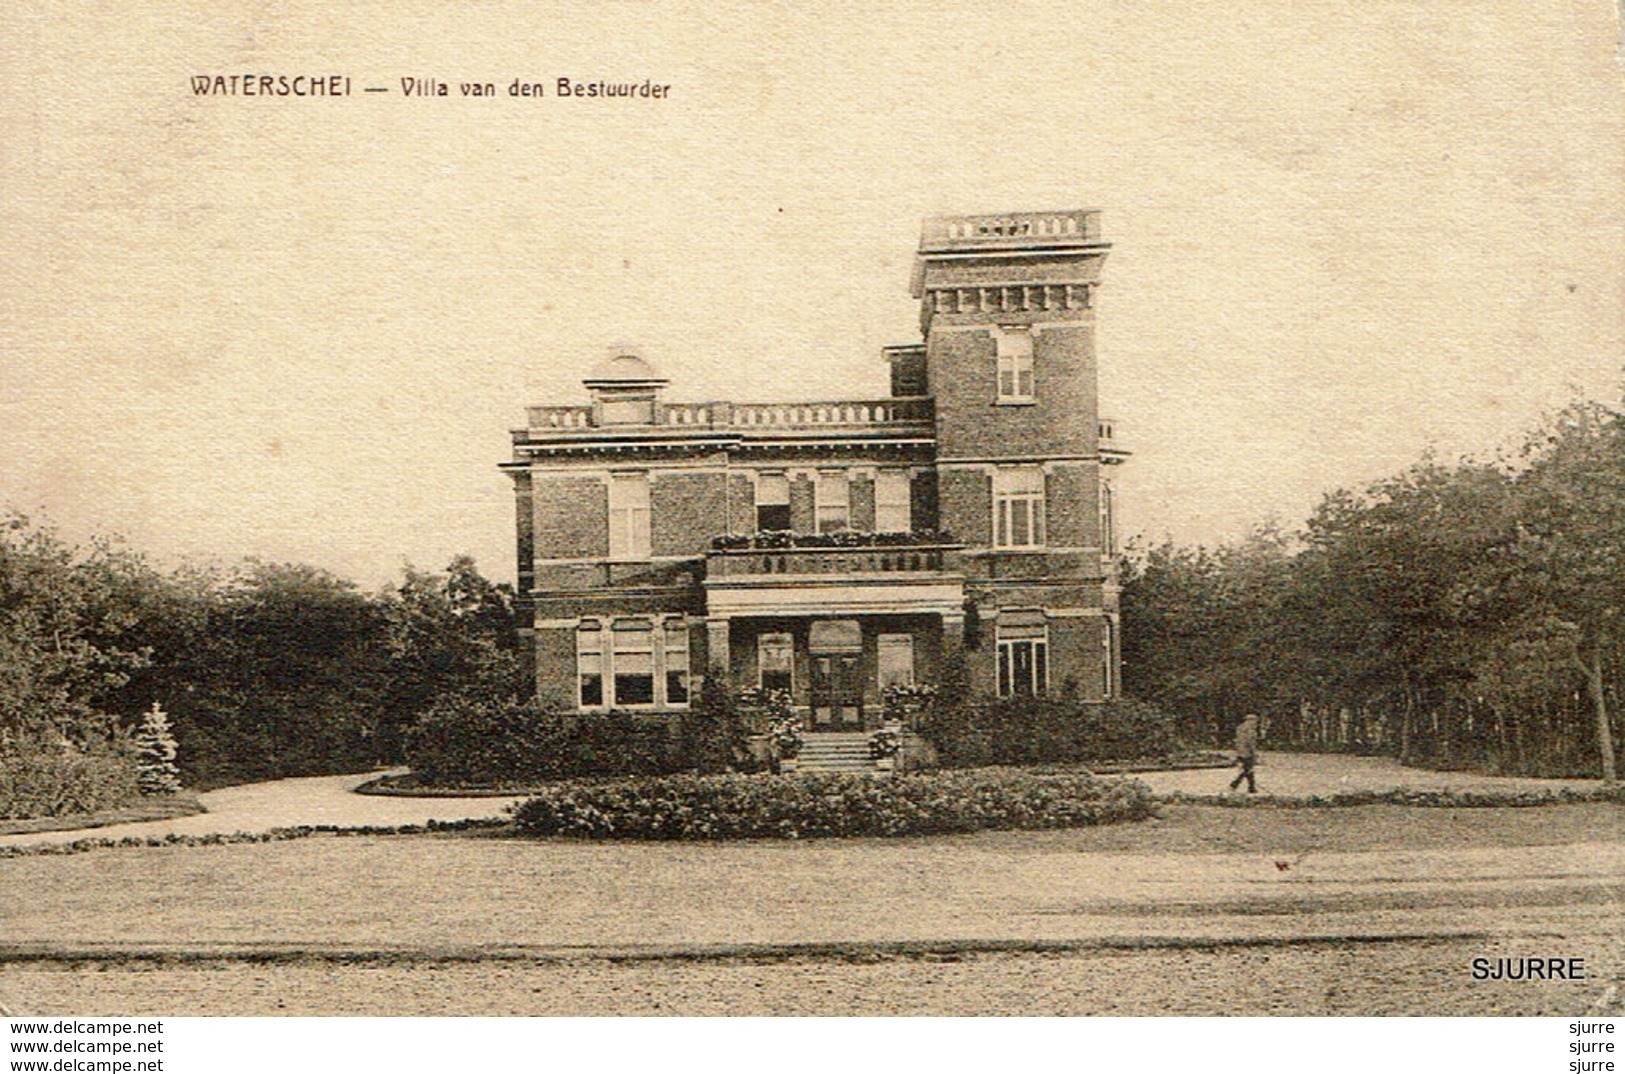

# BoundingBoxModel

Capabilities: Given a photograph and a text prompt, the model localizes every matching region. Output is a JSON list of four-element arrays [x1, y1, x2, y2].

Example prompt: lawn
[[4, 802, 1620, 956], [4, 801, 1619, 1016]]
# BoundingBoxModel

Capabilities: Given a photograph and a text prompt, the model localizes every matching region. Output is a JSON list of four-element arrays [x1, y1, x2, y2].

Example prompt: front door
[[809, 654, 863, 728]]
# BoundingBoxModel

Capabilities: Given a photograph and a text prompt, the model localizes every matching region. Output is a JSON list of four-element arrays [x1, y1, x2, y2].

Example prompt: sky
[[3, 1, 1621, 588]]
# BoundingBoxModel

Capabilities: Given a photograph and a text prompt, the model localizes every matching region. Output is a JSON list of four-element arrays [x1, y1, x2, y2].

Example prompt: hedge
[[405, 697, 682, 786], [0, 741, 143, 820], [924, 695, 1185, 769], [509, 768, 1158, 840]]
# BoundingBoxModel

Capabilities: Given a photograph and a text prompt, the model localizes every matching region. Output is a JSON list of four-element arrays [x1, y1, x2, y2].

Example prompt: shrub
[[924, 695, 1184, 769], [405, 695, 682, 786], [0, 735, 143, 819], [677, 677, 745, 774], [509, 767, 1157, 840], [563, 712, 682, 780]]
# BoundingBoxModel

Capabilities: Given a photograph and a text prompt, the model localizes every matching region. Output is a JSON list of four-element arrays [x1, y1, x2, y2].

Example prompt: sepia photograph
[[1, 0, 1622, 1042]]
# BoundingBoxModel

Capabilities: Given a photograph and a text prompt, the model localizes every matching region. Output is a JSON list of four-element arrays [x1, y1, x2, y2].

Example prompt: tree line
[[1122, 402, 1624, 781], [0, 515, 523, 788]]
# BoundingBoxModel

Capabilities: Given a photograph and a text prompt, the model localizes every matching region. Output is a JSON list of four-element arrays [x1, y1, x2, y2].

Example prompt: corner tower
[[912, 210, 1125, 700]]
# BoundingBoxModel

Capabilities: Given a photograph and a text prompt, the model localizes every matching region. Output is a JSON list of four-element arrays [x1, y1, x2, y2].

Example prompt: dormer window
[[993, 326, 1034, 404], [583, 350, 667, 426]]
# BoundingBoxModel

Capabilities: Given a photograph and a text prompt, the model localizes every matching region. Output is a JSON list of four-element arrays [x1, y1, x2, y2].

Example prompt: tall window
[[875, 471, 911, 533], [758, 632, 793, 693], [993, 467, 1045, 549], [1099, 478, 1115, 555], [611, 620, 655, 706], [608, 473, 651, 559], [996, 614, 1048, 698], [664, 619, 690, 706], [1101, 619, 1115, 700], [816, 471, 849, 534], [755, 473, 790, 532], [994, 326, 1034, 403], [577, 622, 605, 709], [877, 634, 914, 690]]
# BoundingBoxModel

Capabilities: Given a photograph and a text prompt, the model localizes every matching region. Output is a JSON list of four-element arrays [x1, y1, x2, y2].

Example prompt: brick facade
[[532, 476, 608, 559], [650, 471, 728, 556]]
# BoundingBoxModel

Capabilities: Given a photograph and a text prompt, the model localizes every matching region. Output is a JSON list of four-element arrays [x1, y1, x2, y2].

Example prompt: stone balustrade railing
[[526, 398, 933, 433], [920, 209, 1103, 248], [706, 544, 961, 577]]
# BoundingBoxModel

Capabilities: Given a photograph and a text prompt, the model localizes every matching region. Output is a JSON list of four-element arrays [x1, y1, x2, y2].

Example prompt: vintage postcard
[[1, 0, 1621, 1054]]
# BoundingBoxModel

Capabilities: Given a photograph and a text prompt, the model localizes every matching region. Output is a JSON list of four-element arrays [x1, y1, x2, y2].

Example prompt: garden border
[[0, 795, 205, 837]]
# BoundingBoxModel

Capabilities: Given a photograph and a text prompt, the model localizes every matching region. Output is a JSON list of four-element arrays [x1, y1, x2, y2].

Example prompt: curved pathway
[[1134, 750, 1605, 797], [1, 752, 1604, 849], [0, 771, 527, 849]]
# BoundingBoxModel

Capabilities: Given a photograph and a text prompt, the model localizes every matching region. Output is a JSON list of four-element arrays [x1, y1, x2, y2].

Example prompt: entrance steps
[[794, 732, 875, 773]]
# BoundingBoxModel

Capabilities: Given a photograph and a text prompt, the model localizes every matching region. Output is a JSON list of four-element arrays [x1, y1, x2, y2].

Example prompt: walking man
[[1229, 713, 1260, 793]]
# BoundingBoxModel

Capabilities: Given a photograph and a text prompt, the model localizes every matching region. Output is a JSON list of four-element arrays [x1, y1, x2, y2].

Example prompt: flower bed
[[1161, 786, 1625, 808], [509, 768, 1158, 840], [0, 817, 508, 859], [710, 529, 958, 551], [0, 794, 204, 836]]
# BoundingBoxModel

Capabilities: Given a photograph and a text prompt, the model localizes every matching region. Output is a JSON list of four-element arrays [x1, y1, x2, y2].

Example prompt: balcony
[[1097, 416, 1130, 463], [707, 544, 962, 578], [703, 534, 965, 619]]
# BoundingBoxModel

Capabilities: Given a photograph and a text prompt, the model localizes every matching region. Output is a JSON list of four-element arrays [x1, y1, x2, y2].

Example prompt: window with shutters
[[993, 467, 1046, 549], [755, 473, 790, 532], [607, 473, 651, 560], [874, 471, 911, 533]]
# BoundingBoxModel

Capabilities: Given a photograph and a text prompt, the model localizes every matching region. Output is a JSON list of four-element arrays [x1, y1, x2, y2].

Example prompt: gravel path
[[1135, 751, 1604, 797], [1, 753, 1603, 850], [0, 771, 526, 848]]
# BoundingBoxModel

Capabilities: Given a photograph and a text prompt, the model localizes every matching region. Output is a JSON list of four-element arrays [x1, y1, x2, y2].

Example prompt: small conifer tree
[[132, 702, 181, 795]]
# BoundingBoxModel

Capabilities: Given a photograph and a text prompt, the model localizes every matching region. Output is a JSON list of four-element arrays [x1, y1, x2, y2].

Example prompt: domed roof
[[585, 351, 666, 385]]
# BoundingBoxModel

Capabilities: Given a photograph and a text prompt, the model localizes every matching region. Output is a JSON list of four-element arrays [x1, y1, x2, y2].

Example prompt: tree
[[381, 556, 525, 758], [0, 514, 152, 745], [131, 701, 181, 795], [1471, 404, 1625, 782]]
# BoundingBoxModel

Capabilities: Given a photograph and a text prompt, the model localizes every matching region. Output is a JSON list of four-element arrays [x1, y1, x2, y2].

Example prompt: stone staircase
[[793, 732, 875, 773]]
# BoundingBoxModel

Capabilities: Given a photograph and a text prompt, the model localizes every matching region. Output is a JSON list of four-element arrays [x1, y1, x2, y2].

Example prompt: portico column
[[705, 616, 731, 681], [941, 613, 965, 662]]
